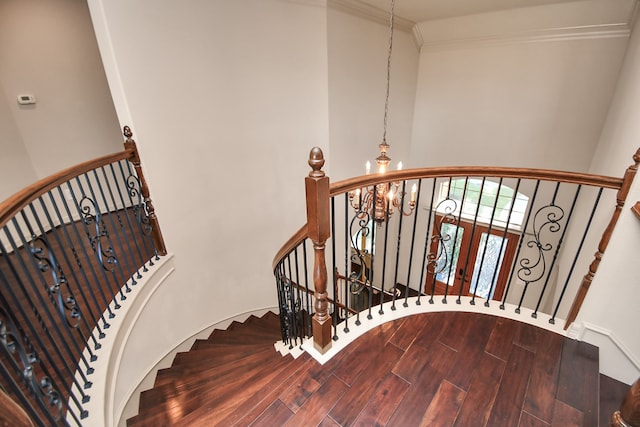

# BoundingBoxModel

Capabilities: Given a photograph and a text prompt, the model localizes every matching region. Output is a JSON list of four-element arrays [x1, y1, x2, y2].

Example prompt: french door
[[426, 215, 519, 301]]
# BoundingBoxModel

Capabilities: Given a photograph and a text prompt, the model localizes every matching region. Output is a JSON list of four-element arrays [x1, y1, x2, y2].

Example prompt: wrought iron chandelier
[[349, 0, 416, 223]]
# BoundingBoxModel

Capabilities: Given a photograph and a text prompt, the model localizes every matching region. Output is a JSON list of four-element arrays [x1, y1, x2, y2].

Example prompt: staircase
[[127, 311, 608, 426], [126, 311, 307, 426]]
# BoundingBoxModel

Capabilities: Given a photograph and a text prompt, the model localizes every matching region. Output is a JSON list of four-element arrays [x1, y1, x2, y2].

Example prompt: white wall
[[0, 0, 121, 196], [83, 0, 640, 414], [327, 7, 418, 181], [409, 0, 633, 170], [574, 8, 640, 385], [88, 0, 330, 419], [0, 84, 36, 200]]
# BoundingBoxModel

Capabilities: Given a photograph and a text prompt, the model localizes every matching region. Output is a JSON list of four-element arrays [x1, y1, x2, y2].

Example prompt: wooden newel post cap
[[308, 147, 325, 178], [123, 126, 133, 141]]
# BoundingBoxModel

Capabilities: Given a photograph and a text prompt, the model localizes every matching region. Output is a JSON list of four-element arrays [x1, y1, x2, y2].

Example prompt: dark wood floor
[[129, 310, 628, 427]]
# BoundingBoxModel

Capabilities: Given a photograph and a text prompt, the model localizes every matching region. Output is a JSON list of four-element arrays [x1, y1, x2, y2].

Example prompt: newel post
[[611, 378, 640, 427], [565, 148, 640, 329], [306, 147, 332, 353], [123, 126, 168, 256]]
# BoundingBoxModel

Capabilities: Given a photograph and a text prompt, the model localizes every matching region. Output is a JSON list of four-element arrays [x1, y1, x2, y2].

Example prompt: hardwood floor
[[128, 311, 613, 427]]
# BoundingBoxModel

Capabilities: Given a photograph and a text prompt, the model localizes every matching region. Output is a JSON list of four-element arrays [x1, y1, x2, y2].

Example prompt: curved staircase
[[126, 311, 308, 426], [127, 311, 623, 427]]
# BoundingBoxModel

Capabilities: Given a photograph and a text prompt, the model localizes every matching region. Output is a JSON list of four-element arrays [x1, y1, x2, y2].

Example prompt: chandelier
[[348, 0, 416, 223]]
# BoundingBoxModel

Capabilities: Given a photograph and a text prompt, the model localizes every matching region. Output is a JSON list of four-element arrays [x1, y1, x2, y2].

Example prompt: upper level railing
[[0, 127, 165, 426], [273, 147, 640, 354]]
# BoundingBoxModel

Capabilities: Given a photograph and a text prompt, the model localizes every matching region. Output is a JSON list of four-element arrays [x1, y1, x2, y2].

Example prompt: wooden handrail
[[0, 126, 167, 256], [330, 166, 623, 196], [0, 149, 133, 229], [271, 224, 308, 272], [271, 164, 625, 273]]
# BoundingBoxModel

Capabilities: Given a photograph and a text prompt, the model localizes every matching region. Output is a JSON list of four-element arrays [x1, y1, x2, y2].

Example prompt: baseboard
[[571, 321, 640, 385]]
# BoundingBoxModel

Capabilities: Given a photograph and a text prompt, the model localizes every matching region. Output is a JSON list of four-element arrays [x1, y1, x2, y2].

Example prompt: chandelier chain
[[382, 0, 395, 144]]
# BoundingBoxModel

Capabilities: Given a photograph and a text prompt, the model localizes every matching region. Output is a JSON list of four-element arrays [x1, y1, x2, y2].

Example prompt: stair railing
[[0, 126, 165, 426], [273, 147, 639, 354]]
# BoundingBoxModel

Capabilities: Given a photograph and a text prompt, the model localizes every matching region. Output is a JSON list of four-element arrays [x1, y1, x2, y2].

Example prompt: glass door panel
[[435, 223, 464, 287], [470, 233, 508, 299]]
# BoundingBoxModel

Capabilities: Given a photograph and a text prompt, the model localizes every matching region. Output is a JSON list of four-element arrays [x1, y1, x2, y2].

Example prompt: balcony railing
[[273, 147, 640, 355], [0, 127, 165, 426]]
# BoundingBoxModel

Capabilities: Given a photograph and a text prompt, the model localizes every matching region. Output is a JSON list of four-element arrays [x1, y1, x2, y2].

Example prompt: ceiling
[[357, 0, 589, 22]]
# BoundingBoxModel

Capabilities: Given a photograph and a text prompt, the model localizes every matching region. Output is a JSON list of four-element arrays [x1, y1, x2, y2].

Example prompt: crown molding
[[414, 0, 637, 51], [327, 0, 415, 33], [419, 23, 632, 51]]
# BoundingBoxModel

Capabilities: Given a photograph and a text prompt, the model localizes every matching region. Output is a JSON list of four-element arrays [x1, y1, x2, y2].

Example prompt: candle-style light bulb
[[397, 161, 403, 171], [365, 161, 371, 175], [354, 188, 361, 209], [411, 183, 417, 203]]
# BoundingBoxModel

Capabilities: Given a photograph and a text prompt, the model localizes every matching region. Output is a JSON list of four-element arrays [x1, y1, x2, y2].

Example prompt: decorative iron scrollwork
[[127, 175, 153, 236], [0, 306, 63, 420], [277, 275, 298, 348], [426, 199, 459, 301], [29, 236, 81, 329], [517, 204, 564, 285], [80, 196, 118, 272]]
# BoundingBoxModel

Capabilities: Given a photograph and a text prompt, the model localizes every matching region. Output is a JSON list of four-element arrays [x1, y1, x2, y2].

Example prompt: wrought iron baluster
[[380, 192, 391, 315], [286, 256, 298, 348], [532, 184, 581, 318], [391, 180, 408, 311], [120, 160, 155, 267], [28, 199, 100, 356], [417, 179, 437, 305], [87, 171, 134, 292], [342, 194, 349, 333], [98, 166, 140, 285], [72, 177, 126, 304], [47, 190, 109, 335], [484, 179, 521, 308], [502, 180, 540, 311], [367, 186, 377, 320], [0, 305, 65, 425], [444, 177, 469, 303], [470, 178, 502, 306], [302, 239, 312, 337], [330, 197, 338, 341], [0, 254, 88, 419], [515, 182, 564, 313], [404, 179, 421, 307], [25, 227, 96, 373], [59, 184, 119, 316], [8, 217, 93, 388], [456, 178, 485, 304], [550, 188, 603, 323], [109, 162, 147, 276]]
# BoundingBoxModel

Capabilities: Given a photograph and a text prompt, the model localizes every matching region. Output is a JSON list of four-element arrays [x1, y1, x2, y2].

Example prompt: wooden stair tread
[[153, 346, 276, 387], [138, 349, 284, 412], [134, 351, 295, 425]]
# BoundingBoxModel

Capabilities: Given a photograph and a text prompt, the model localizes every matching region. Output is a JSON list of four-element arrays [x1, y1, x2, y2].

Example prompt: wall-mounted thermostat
[[17, 94, 36, 105]]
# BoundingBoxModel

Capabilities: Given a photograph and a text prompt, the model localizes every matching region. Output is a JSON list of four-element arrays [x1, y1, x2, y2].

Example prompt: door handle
[[457, 268, 469, 282]]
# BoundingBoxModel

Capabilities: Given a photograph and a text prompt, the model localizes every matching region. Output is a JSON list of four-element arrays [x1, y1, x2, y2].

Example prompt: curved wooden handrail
[[0, 149, 134, 229], [330, 166, 623, 196], [272, 224, 308, 272], [271, 165, 624, 272]]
